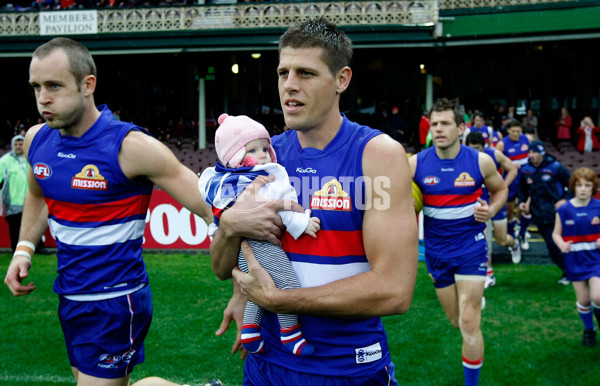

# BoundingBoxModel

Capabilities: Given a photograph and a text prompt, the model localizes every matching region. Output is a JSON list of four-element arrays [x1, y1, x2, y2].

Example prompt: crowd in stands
[[3, 101, 599, 175], [2, 0, 302, 11]]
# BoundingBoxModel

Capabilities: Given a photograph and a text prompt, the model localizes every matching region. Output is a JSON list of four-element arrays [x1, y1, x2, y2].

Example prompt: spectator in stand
[[388, 106, 408, 143], [523, 126, 537, 144], [498, 115, 511, 138], [556, 107, 572, 145], [419, 110, 430, 150], [576, 116, 600, 154], [522, 108, 539, 139]]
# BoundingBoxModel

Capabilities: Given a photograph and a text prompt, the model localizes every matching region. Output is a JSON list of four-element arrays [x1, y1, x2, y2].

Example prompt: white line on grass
[[0, 374, 74, 383]]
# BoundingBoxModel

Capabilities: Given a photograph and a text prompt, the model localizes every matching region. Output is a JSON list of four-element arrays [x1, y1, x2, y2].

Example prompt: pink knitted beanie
[[214, 113, 277, 168]]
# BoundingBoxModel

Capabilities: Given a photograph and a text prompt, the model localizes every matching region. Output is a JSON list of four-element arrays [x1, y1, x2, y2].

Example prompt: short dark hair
[[429, 97, 464, 126], [507, 119, 523, 130], [466, 131, 485, 147], [279, 17, 353, 76], [33, 37, 97, 86], [569, 167, 599, 195]]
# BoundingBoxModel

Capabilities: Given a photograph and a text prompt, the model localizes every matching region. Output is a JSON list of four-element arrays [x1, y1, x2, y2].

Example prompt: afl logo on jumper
[[423, 176, 440, 185], [310, 179, 351, 211], [72, 164, 108, 190], [33, 163, 52, 179]]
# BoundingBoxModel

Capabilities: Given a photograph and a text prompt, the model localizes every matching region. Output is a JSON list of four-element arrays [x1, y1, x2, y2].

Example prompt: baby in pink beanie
[[199, 113, 319, 356]]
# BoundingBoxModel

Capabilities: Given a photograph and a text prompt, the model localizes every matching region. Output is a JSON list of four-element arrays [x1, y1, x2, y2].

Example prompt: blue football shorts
[[243, 355, 398, 385], [58, 284, 153, 379], [492, 204, 508, 221], [426, 250, 488, 289], [565, 260, 600, 282]]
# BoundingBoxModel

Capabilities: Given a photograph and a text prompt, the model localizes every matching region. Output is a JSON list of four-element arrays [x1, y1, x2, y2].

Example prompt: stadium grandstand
[[0, 0, 599, 175]]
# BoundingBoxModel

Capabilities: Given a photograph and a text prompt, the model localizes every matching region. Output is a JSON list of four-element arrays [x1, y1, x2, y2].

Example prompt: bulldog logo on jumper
[[72, 164, 108, 190], [310, 179, 351, 211], [454, 172, 476, 187]]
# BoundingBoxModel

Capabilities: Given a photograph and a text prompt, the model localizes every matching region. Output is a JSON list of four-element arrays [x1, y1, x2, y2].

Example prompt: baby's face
[[243, 138, 272, 166]]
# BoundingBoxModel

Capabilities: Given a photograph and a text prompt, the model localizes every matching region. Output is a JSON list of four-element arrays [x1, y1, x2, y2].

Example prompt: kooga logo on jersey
[[296, 167, 317, 173]]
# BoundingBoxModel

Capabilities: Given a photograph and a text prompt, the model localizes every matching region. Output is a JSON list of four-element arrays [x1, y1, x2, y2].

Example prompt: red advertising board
[[0, 189, 211, 250]]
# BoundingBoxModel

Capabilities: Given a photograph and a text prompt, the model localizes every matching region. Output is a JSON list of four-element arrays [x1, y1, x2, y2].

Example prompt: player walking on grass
[[211, 17, 418, 385], [4, 37, 211, 386], [553, 167, 600, 347], [409, 98, 508, 386], [496, 121, 532, 253], [466, 131, 519, 286]]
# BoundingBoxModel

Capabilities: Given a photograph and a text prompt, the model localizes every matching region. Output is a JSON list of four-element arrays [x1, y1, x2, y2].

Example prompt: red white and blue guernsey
[[501, 134, 529, 198], [415, 145, 486, 260], [556, 199, 600, 281], [251, 115, 390, 378], [28, 105, 153, 297]]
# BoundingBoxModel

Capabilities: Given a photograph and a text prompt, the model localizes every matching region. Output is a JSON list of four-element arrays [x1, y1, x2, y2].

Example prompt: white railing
[[0, 0, 577, 37], [1, 1, 438, 36]]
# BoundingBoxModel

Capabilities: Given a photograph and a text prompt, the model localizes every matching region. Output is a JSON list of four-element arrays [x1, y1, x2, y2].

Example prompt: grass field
[[1, 252, 599, 386]]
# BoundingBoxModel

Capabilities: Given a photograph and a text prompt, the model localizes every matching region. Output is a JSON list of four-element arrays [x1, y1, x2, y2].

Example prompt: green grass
[[1, 253, 599, 385]]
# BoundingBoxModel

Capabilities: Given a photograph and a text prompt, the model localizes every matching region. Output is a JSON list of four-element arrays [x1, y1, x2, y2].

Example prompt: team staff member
[[4, 37, 212, 386], [210, 17, 418, 385], [519, 140, 571, 285], [410, 98, 508, 386]]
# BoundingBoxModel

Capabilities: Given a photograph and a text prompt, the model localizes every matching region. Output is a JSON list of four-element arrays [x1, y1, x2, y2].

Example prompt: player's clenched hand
[[557, 240, 572, 254], [232, 241, 279, 311], [4, 256, 35, 296], [224, 175, 304, 246], [473, 198, 490, 223]]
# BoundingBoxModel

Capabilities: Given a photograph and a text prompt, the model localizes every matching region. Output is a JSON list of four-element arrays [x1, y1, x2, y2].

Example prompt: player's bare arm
[[118, 130, 212, 225], [234, 136, 418, 318], [495, 149, 518, 187], [495, 140, 505, 152], [552, 213, 572, 253], [479, 151, 508, 219]]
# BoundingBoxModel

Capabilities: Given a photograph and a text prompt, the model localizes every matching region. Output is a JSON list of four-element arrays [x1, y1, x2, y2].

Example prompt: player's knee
[[459, 311, 480, 335]]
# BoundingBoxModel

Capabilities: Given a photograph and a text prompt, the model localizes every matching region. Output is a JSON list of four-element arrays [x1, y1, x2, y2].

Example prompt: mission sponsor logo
[[310, 179, 351, 211], [33, 162, 52, 180], [72, 164, 108, 190], [454, 172, 475, 187]]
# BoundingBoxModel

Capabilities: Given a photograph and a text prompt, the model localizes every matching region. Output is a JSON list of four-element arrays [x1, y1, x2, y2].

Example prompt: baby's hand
[[304, 217, 321, 238]]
